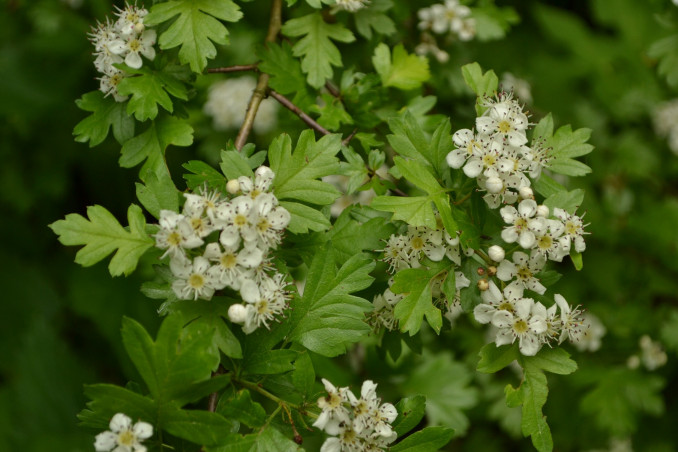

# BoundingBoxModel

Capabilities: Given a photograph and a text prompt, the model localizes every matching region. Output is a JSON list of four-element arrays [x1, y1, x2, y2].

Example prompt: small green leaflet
[[145, 0, 243, 73], [534, 114, 594, 177], [390, 262, 450, 335], [135, 171, 180, 219], [373, 43, 430, 91], [543, 188, 584, 214], [649, 35, 678, 89], [267, 130, 342, 233], [287, 246, 374, 357], [392, 395, 427, 436], [119, 115, 194, 181], [281, 12, 355, 88], [310, 92, 354, 131], [354, 0, 396, 39], [390, 426, 455, 452], [73, 91, 135, 146], [117, 66, 188, 122], [461, 62, 498, 116], [78, 384, 156, 429], [183, 160, 228, 192], [49, 204, 153, 277], [257, 41, 308, 97]]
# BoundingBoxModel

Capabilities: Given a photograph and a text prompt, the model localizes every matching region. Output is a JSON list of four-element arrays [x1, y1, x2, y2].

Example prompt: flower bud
[[536, 205, 549, 217], [477, 279, 489, 291], [226, 179, 240, 194], [488, 245, 505, 262], [487, 265, 497, 276], [228, 303, 248, 324], [485, 176, 504, 194], [519, 186, 534, 200], [133, 22, 145, 34], [477, 267, 485, 276]]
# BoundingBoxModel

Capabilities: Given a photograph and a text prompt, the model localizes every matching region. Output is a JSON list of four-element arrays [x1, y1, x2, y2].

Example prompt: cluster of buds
[[446, 92, 553, 208], [474, 282, 585, 356], [88, 3, 156, 101], [154, 166, 292, 334], [314, 379, 398, 452]]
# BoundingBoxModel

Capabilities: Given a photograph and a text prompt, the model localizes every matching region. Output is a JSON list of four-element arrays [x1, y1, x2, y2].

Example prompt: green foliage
[[392, 395, 427, 436], [287, 246, 374, 356], [49, 204, 153, 277], [73, 91, 135, 146], [117, 66, 188, 122], [461, 62, 499, 115], [390, 426, 455, 452], [536, 115, 595, 177], [146, 0, 243, 73], [281, 12, 356, 88], [354, 0, 396, 39], [373, 43, 431, 91]]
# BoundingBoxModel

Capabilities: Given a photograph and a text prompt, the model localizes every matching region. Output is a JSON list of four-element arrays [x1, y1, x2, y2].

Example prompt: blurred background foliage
[[2, 0, 678, 450]]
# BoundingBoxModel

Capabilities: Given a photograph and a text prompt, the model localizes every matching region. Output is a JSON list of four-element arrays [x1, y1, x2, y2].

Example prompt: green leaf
[[242, 349, 298, 375], [391, 264, 449, 335], [145, 0, 243, 73], [373, 43, 430, 90], [120, 116, 194, 179], [570, 250, 583, 271], [477, 343, 519, 373], [392, 395, 427, 437], [505, 364, 552, 452], [183, 160, 228, 192], [320, 209, 396, 263], [354, 0, 396, 39], [78, 384, 156, 429], [220, 149, 255, 180], [386, 111, 448, 178], [291, 352, 315, 399], [390, 426, 455, 452], [461, 62, 498, 115], [543, 188, 584, 214], [532, 113, 554, 144], [310, 92, 353, 131], [164, 408, 238, 446], [649, 35, 678, 89], [258, 41, 308, 96], [288, 246, 374, 356], [269, 131, 342, 206], [49, 204, 153, 277], [218, 390, 267, 428], [279, 201, 331, 234], [533, 173, 566, 198], [121, 315, 221, 406], [117, 68, 187, 122], [371, 196, 436, 229], [549, 158, 592, 177], [73, 91, 134, 146], [281, 12, 355, 88], [135, 172, 180, 219], [545, 124, 594, 177], [524, 347, 577, 375]]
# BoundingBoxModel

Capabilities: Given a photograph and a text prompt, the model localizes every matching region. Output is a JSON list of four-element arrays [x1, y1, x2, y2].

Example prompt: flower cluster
[[314, 379, 397, 452], [499, 199, 588, 263], [474, 282, 584, 356], [333, 0, 370, 13], [417, 0, 476, 41], [627, 335, 667, 371], [446, 92, 555, 208], [88, 3, 156, 102], [652, 99, 678, 155], [370, 220, 469, 331], [94, 413, 153, 452], [204, 77, 279, 133], [154, 166, 292, 334]]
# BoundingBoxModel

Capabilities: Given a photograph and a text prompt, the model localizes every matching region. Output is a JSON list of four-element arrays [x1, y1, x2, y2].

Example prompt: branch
[[234, 0, 283, 151], [269, 90, 331, 136], [206, 64, 258, 74], [341, 128, 358, 146]]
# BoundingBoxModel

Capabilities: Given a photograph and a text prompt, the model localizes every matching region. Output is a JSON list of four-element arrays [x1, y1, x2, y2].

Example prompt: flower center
[[514, 217, 528, 231], [167, 231, 182, 247], [498, 120, 512, 134], [538, 235, 553, 250], [257, 218, 270, 233], [118, 430, 136, 446], [256, 300, 269, 315], [482, 153, 497, 167], [128, 39, 141, 52], [498, 301, 514, 313], [517, 266, 532, 280], [513, 319, 529, 334], [189, 273, 205, 289], [411, 236, 425, 251], [565, 221, 579, 235], [250, 188, 261, 199], [234, 213, 248, 227], [220, 253, 237, 269]]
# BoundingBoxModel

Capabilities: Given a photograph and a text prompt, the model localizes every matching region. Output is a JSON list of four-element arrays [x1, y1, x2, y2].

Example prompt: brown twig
[[269, 90, 331, 136], [234, 0, 282, 151], [324, 81, 341, 98], [206, 64, 258, 74], [341, 128, 358, 146]]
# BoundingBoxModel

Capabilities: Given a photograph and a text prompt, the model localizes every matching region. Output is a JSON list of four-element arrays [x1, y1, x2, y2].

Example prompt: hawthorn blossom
[[500, 199, 539, 248], [94, 413, 153, 452], [496, 251, 547, 295], [491, 297, 547, 356]]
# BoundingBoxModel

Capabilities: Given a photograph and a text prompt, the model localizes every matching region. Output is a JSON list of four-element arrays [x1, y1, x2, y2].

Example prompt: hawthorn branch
[[234, 0, 282, 151], [269, 90, 331, 136], [206, 64, 258, 74]]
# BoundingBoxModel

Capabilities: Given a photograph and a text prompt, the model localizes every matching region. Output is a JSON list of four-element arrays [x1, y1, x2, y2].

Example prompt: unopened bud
[[228, 303, 248, 323], [488, 245, 505, 262], [488, 265, 497, 276], [134, 22, 145, 34], [519, 186, 534, 200], [226, 179, 240, 194], [477, 267, 485, 276], [485, 176, 504, 194], [477, 279, 489, 291], [536, 205, 549, 217]]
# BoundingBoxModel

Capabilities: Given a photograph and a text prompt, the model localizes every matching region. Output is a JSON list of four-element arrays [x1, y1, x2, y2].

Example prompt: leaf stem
[[234, 0, 282, 151], [235, 378, 320, 420], [269, 90, 331, 135], [454, 191, 473, 205], [206, 64, 258, 74]]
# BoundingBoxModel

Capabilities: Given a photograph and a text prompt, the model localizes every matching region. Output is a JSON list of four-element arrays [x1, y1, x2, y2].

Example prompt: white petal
[[133, 422, 153, 440], [446, 149, 467, 168], [501, 227, 519, 244], [463, 158, 483, 178], [453, 128, 474, 147], [94, 431, 117, 451], [518, 199, 537, 218], [496, 260, 516, 281], [494, 328, 515, 346], [518, 230, 536, 249], [240, 279, 260, 303], [518, 335, 542, 356], [491, 310, 513, 328], [125, 51, 143, 69], [238, 247, 263, 268], [473, 304, 495, 324], [110, 413, 132, 433]]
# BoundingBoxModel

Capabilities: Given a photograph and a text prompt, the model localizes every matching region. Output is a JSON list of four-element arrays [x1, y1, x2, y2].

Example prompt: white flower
[[553, 208, 588, 253], [638, 335, 667, 370], [94, 413, 153, 452], [114, 4, 149, 37], [333, 0, 369, 13], [418, 0, 472, 36], [500, 199, 538, 248], [215, 196, 257, 247], [491, 297, 547, 356], [154, 210, 204, 258], [496, 251, 547, 295], [238, 276, 288, 333], [371, 294, 397, 330], [109, 29, 157, 69], [554, 294, 585, 344], [476, 97, 529, 147], [251, 193, 291, 250], [98, 69, 128, 102], [170, 255, 218, 300], [203, 242, 260, 290], [473, 280, 526, 324], [204, 77, 278, 133], [445, 129, 487, 169], [571, 312, 605, 352], [382, 234, 412, 273], [500, 72, 532, 104], [528, 217, 568, 261], [406, 226, 445, 264], [314, 379, 351, 434]]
